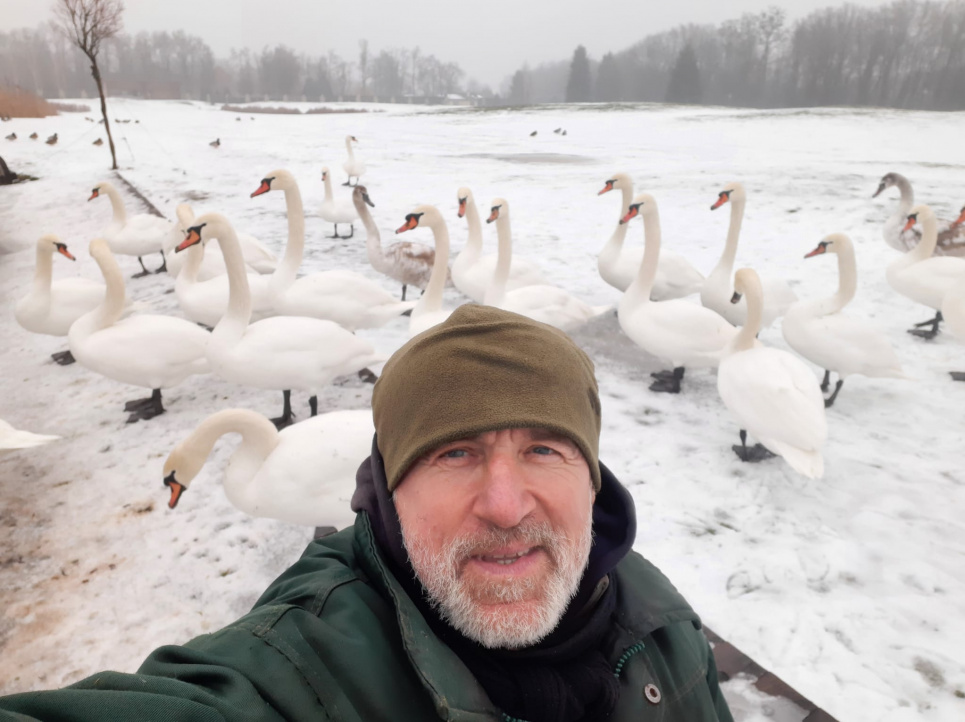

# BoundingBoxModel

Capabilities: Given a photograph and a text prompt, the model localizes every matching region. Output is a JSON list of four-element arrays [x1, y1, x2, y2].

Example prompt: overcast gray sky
[[1, 0, 888, 88]]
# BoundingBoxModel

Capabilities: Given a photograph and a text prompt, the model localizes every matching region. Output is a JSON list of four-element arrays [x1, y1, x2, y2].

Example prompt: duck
[[887, 204, 965, 339], [452, 186, 545, 302], [396, 205, 456, 337], [45, 133, 57, 145], [69, 239, 211, 423], [702, 182, 797, 328], [251, 170, 414, 330], [597, 173, 704, 300], [873, 173, 965, 256], [484, 198, 609, 333], [0, 419, 58, 456], [209, 138, 221, 148], [29, 132, 38, 140], [342, 135, 365, 186], [14, 234, 107, 365], [5, 132, 16, 141], [175, 213, 385, 429], [92, 138, 103, 146], [782, 233, 905, 407], [618, 193, 740, 393], [88, 180, 170, 277], [319, 166, 359, 239], [354, 185, 434, 300], [162, 408, 373, 528], [718, 268, 827, 477]]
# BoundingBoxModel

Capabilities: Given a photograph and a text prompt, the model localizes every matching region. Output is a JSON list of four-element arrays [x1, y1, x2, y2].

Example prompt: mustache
[[443, 520, 569, 569]]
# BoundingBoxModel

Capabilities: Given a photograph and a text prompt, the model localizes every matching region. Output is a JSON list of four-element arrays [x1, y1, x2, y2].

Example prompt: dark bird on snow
[[45, 133, 58, 145], [93, 138, 103, 146], [530, 130, 537, 136], [562, 130, 567, 136], [209, 138, 221, 148], [29, 132, 38, 139], [554, 127, 562, 134], [5, 132, 16, 141]]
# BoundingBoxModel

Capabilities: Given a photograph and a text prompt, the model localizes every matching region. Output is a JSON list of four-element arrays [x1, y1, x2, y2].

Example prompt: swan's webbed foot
[[649, 367, 684, 394], [820, 369, 831, 393], [908, 311, 942, 339], [271, 390, 295, 430], [732, 430, 775, 463], [950, 371, 965, 382], [154, 251, 167, 274], [51, 350, 76, 366], [824, 379, 844, 408], [125, 389, 165, 423], [131, 256, 152, 279], [358, 368, 378, 384]]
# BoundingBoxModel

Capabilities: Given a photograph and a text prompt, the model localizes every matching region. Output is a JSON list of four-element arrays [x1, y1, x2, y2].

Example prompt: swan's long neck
[[895, 176, 914, 214], [733, 281, 763, 351], [103, 183, 127, 225], [323, 173, 334, 203], [178, 410, 279, 493], [830, 245, 858, 313], [909, 211, 938, 262], [713, 199, 744, 276], [359, 200, 390, 274], [345, 138, 355, 161], [32, 244, 54, 299], [178, 239, 204, 285], [89, 246, 128, 330], [212, 219, 252, 342], [484, 212, 513, 307], [600, 185, 632, 262], [462, 197, 484, 263], [623, 209, 660, 309], [273, 183, 306, 292], [415, 217, 450, 315]]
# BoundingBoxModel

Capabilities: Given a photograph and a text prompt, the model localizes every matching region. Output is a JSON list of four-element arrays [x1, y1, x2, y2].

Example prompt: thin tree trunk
[[90, 57, 118, 170]]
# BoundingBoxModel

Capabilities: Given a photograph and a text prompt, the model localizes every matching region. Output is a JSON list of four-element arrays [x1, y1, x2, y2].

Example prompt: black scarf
[[351, 437, 637, 722]]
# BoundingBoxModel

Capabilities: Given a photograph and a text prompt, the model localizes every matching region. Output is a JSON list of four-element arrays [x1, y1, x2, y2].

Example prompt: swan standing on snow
[[782, 233, 905, 407], [15, 235, 105, 365], [396, 205, 455, 337], [0, 419, 58, 456], [618, 193, 739, 394], [873, 173, 965, 255], [703, 182, 797, 328], [718, 268, 827, 478], [484, 199, 609, 333], [251, 170, 415, 330], [176, 214, 384, 429], [320, 166, 359, 238], [162, 408, 373, 528], [887, 204, 965, 339], [354, 186, 434, 300], [452, 186, 545, 302], [597, 173, 704, 300], [342, 135, 365, 187], [69, 239, 211, 422], [88, 181, 170, 277]]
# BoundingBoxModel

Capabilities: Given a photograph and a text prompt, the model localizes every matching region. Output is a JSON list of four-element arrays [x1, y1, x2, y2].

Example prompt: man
[[0, 305, 732, 722]]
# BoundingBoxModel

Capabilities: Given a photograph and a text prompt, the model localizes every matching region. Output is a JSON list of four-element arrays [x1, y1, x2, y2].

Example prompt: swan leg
[[328, 224, 345, 239], [401, 284, 408, 301], [820, 369, 831, 393], [51, 350, 76, 366], [125, 389, 164, 423], [345, 224, 354, 239], [649, 367, 685, 394], [950, 372, 965, 382], [132, 256, 152, 279], [908, 311, 942, 339], [271, 390, 295, 430], [309, 395, 318, 416], [824, 379, 844, 408], [342, 176, 352, 187], [732, 429, 776, 463], [154, 251, 167, 274], [358, 368, 378, 384]]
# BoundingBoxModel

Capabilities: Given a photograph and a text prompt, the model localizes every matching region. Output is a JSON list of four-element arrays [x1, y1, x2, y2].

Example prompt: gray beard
[[402, 515, 594, 649]]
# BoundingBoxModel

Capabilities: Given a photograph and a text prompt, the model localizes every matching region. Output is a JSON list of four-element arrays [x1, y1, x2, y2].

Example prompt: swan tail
[[762, 439, 824, 479], [1, 431, 60, 451], [590, 305, 612, 319]]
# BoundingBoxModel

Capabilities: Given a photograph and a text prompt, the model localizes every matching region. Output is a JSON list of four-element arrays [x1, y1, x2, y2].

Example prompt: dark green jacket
[[0, 513, 732, 721]]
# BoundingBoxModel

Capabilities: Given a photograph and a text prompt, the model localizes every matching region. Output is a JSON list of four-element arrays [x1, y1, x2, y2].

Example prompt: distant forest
[[1, 0, 963, 110]]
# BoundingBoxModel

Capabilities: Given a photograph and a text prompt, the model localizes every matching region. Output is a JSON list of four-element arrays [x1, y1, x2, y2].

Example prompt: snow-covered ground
[[1, 99, 963, 721]]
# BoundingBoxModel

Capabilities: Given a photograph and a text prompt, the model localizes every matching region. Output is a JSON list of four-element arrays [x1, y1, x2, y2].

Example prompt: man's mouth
[[478, 547, 536, 565]]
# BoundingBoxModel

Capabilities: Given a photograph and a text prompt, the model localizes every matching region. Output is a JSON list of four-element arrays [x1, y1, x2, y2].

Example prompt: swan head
[[353, 185, 375, 208], [805, 232, 851, 259], [873, 172, 901, 198], [396, 205, 440, 234], [457, 187, 473, 218], [711, 181, 745, 210], [162, 444, 203, 509], [321, 166, 331, 183], [486, 198, 509, 224], [731, 268, 761, 304], [38, 234, 76, 261], [598, 172, 630, 196], [347, 135, 358, 144], [903, 204, 934, 233], [953, 205, 965, 227], [619, 192, 656, 224], [250, 169, 294, 197], [175, 213, 231, 252], [87, 237, 113, 264], [88, 181, 110, 201]]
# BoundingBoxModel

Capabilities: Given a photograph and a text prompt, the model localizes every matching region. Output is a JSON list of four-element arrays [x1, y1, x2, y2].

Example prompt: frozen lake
[[1, 99, 963, 721]]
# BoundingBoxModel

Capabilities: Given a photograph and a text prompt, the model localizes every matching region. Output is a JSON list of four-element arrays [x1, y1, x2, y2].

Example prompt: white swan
[[718, 268, 827, 478], [0, 418, 59, 456], [597, 173, 704, 300], [452, 186, 545, 302], [15, 234, 105, 364], [162, 408, 373, 528], [887, 204, 965, 339], [618, 193, 740, 394], [320, 166, 359, 238], [88, 180, 170, 277], [176, 213, 385, 429], [174, 205, 275, 328], [342, 135, 365, 186], [396, 205, 455, 337], [484, 198, 609, 333], [69, 239, 211, 422], [873, 173, 965, 256], [782, 233, 905, 407], [703, 182, 797, 328], [354, 185, 434, 300], [251, 170, 415, 330]]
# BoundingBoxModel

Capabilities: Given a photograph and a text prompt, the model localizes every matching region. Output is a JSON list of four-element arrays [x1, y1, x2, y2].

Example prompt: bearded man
[[0, 305, 732, 722]]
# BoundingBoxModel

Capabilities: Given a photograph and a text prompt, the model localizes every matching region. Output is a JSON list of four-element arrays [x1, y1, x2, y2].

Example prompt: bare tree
[[53, 0, 123, 169]]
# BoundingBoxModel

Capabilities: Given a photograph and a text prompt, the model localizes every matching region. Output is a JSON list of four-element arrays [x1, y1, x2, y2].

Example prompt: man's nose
[[471, 451, 536, 529]]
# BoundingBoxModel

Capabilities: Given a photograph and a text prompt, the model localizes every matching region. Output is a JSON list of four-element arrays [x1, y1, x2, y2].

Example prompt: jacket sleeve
[[0, 622, 330, 722], [703, 638, 735, 722]]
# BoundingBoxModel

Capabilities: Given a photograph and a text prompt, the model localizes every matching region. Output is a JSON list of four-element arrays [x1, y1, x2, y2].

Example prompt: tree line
[[510, 0, 965, 111], [0, 25, 482, 102]]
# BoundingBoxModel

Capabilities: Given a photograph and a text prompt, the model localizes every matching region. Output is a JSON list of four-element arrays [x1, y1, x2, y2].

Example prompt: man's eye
[[441, 448, 468, 459], [531, 446, 556, 456]]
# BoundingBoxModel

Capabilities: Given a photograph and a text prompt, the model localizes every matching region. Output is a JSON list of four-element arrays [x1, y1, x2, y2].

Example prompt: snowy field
[[1, 99, 964, 721]]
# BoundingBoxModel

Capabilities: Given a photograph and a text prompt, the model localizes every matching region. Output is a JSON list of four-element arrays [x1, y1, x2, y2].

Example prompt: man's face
[[394, 428, 595, 649]]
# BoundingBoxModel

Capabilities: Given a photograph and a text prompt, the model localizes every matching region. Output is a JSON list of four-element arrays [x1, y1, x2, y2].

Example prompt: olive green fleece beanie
[[373, 305, 602, 492]]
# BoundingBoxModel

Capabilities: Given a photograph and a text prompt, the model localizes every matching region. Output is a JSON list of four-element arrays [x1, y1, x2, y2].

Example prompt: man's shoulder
[[612, 550, 702, 636]]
